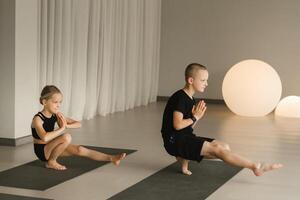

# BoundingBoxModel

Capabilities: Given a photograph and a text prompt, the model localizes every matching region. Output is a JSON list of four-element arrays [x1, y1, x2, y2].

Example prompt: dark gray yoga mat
[[0, 193, 52, 200], [0, 146, 136, 191], [109, 160, 242, 200]]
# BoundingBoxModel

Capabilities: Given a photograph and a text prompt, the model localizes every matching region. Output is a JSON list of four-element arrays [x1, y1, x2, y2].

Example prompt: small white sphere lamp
[[222, 59, 282, 117], [275, 96, 300, 118]]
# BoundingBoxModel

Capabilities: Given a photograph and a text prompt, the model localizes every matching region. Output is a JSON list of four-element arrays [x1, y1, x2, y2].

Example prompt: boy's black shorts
[[162, 132, 214, 162]]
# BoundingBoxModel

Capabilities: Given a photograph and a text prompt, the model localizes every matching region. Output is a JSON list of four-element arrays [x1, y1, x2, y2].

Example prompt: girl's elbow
[[41, 136, 48, 143], [73, 122, 81, 128], [40, 132, 50, 142]]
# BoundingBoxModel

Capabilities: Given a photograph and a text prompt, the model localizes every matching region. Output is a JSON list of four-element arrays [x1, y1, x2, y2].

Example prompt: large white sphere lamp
[[222, 59, 282, 117]]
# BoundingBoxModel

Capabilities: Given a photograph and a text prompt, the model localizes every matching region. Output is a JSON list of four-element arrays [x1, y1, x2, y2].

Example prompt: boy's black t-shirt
[[161, 89, 196, 136]]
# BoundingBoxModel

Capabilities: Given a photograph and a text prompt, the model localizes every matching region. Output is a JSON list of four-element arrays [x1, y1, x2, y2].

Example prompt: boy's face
[[190, 69, 209, 93], [43, 93, 63, 114]]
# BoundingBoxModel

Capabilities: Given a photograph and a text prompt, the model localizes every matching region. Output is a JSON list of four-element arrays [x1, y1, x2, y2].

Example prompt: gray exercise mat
[[0, 146, 136, 191], [109, 160, 242, 200], [0, 193, 52, 200]]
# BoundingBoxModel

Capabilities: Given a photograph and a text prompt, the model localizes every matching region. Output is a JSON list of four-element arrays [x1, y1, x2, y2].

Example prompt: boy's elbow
[[173, 123, 181, 131], [174, 127, 181, 131]]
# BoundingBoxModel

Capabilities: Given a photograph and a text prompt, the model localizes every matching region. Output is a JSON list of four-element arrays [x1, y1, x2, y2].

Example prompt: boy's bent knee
[[202, 142, 227, 157], [211, 140, 230, 151], [201, 141, 216, 157], [212, 144, 230, 157]]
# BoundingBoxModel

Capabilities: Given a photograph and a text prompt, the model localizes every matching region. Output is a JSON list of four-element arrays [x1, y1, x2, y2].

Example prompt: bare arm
[[32, 116, 66, 143], [66, 118, 81, 128], [57, 112, 81, 129], [173, 100, 207, 131], [191, 119, 198, 129], [173, 111, 194, 131]]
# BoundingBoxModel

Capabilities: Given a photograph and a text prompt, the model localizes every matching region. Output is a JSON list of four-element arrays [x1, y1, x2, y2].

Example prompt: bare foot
[[182, 169, 192, 176], [177, 157, 192, 175], [253, 163, 283, 176], [112, 153, 126, 166], [46, 160, 67, 170]]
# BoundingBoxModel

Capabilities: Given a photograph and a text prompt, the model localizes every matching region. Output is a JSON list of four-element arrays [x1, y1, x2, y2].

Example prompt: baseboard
[[157, 96, 225, 104], [0, 135, 32, 146]]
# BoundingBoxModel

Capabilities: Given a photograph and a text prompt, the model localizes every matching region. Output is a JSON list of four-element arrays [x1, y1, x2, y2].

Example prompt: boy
[[161, 63, 282, 176]]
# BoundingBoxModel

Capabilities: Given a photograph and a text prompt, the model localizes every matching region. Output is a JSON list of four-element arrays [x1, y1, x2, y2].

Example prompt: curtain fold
[[37, 0, 161, 120]]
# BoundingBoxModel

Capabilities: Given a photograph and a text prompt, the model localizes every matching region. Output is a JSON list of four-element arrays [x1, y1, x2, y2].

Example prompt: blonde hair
[[39, 85, 62, 105], [185, 63, 207, 82]]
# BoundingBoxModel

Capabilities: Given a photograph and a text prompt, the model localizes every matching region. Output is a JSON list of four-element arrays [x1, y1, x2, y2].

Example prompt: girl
[[31, 85, 126, 170]]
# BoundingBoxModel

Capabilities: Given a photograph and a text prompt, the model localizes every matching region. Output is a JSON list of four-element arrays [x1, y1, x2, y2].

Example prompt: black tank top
[[31, 112, 57, 140]]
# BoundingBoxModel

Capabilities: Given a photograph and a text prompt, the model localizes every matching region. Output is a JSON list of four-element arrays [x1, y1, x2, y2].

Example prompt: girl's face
[[43, 93, 63, 114], [191, 69, 209, 93]]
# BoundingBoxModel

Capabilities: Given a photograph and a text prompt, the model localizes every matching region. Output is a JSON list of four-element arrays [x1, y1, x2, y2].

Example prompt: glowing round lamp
[[275, 96, 300, 118], [222, 59, 282, 117]]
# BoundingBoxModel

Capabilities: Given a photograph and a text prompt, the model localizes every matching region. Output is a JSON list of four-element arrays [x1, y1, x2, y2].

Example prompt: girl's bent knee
[[62, 133, 72, 144]]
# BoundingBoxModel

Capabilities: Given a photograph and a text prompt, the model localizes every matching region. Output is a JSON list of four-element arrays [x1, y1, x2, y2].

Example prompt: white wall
[[0, 0, 15, 138], [159, 0, 300, 99], [15, 0, 39, 138], [0, 0, 38, 140]]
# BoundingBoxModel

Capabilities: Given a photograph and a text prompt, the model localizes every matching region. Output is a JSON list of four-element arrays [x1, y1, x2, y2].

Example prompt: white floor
[[0, 102, 299, 200]]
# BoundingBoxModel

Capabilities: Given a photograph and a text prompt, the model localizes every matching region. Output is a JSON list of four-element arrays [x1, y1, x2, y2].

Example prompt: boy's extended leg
[[201, 140, 283, 176]]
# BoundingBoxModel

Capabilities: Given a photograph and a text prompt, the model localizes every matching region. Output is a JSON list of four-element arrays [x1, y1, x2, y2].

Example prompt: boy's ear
[[187, 77, 194, 85]]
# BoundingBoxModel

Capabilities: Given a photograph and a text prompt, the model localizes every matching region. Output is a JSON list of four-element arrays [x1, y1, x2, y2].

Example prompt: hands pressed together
[[192, 100, 207, 121], [56, 112, 67, 129]]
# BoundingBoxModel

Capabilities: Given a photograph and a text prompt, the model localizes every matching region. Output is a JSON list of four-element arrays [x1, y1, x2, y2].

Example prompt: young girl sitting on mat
[[161, 63, 283, 176], [31, 85, 126, 170]]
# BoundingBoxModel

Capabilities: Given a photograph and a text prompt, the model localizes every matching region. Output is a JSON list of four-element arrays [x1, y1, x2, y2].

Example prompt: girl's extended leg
[[62, 144, 126, 166]]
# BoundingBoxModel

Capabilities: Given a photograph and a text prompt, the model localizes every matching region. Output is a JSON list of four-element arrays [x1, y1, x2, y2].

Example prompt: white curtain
[[37, 0, 161, 120]]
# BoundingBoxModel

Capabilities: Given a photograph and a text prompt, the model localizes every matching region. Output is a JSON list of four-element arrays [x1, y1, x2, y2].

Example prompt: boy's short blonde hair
[[185, 63, 207, 82]]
